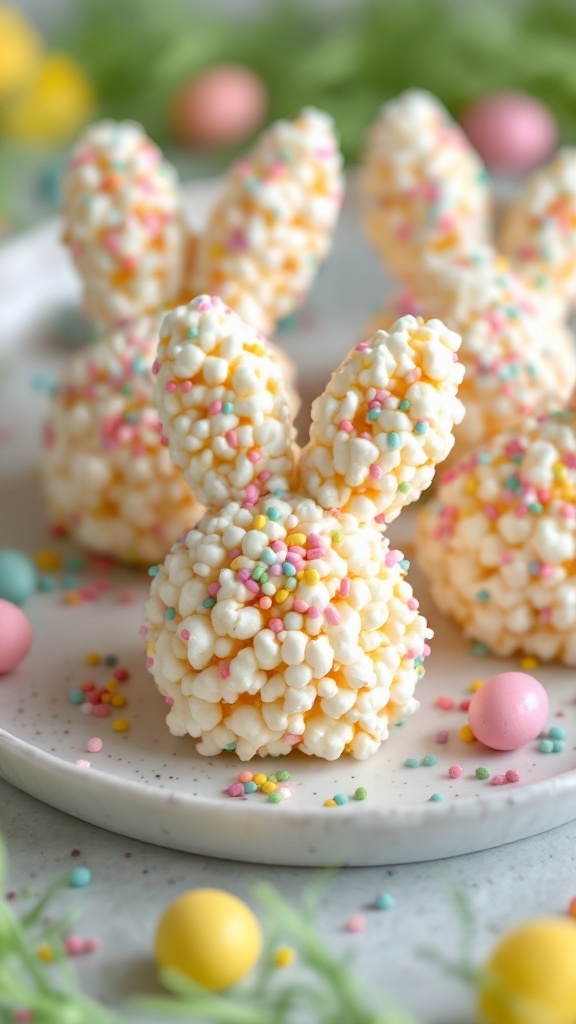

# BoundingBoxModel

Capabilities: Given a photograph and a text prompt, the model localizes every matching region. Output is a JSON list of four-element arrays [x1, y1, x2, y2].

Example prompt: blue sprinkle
[[262, 549, 276, 565], [549, 726, 566, 741], [244, 781, 258, 793], [69, 866, 92, 888], [202, 597, 216, 608], [375, 892, 395, 910], [223, 741, 237, 751], [367, 408, 381, 422], [405, 757, 420, 768], [429, 793, 443, 803], [476, 590, 490, 603], [422, 754, 437, 767], [266, 508, 281, 521], [333, 793, 348, 805], [414, 421, 428, 435], [148, 565, 160, 577], [69, 689, 85, 705], [222, 401, 234, 415], [399, 559, 410, 572], [539, 739, 554, 753], [38, 575, 56, 592], [283, 562, 296, 577], [187, 326, 199, 338], [552, 740, 566, 753], [62, 575, 79, 591], [104, 654, 118, 666], [472, 642, 491, 657], [387, 432, 401, 449]]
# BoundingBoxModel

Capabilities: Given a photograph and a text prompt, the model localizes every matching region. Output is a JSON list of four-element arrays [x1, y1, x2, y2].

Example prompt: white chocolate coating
[[300, 315, 465, 523], [418, 408, 576, 663], [192, 107, 344, 334], [144, 495, 430, 760], [361, 90, 490, 286], [42, 317, 202, 565], [62, 120, 186, 326], [154, 296, 298, 509]]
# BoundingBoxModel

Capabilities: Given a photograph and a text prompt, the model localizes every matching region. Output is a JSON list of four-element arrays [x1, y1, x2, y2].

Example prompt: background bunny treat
[[144, 300, 464, 761], [361, 90, 576, 466], [42, 109, 342, 564], [417, 401, 576, 664]]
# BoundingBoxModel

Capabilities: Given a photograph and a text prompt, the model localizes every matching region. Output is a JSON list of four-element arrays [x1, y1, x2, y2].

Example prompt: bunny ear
[[190, 108, 344, 335], [299, 315, 465, 525], [361, 90, 491, 286], [154, 295, 298, 508], [499, 148, 576, 306], [62, 120, 186, 327]]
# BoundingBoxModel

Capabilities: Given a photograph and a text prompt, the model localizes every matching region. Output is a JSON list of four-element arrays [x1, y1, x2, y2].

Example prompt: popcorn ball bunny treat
[[361, 90, 576, 466], [42, 110, 343, 564], [418, 394, 576, 665], [143, 298, 464, 761]]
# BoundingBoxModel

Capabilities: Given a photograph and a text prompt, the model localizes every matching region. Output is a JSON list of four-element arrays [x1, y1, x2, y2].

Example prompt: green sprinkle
[[69, 689, 85, 705], [529, 502, 543, 515], [285, 577, 296, 591], [367, 408, 381, 421], [414, 420, 428, 434], [475, 767, 491, 780], [267, 775, 278, 783], [422, 754, 437, 767], [399, 558, 410, 572], [148, 565, 160, 577], [395, 718, 406, 727], [202, 597, 216, 609], [472, 641, 491, 657], [332, 531, 344, 545], [399, 399, 411, 411], [266, 507, 281, 521], [223, 741, 237, 751], [539, 738, 554, 753], [252, 565, 266, 581], [69, 866, 92, 888], [549, 726, 566, 741], [223, 401, 234, 415], [38, 575, 55, 592], [165, 607, 176, 620], [187, 326, 199, 338], [268, 792, 282, 804], [374, 892, 395, 910], [244, 781, 258, 793], [104, 654, 118, 666], [260, 572, 269, 584], [477, 590, 490, 603], [553, 739, 566, 753], [353, 787, 367, 801], [333, 793, 348, 806], [65, 555, 86, 572], [276, 770, 291, 781], [387, 432, 401, 449], [398, 481, 410, 494], [405, 757, 420, 768], [477, 452, 492, 464], [429, 793, 443, 803]]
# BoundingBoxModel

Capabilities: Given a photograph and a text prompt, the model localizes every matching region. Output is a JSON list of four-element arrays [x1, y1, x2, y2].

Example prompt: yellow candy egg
[[478, 917, 576, 1024], [2, 53, 94, 143], [155, 888, 262, 991], [0, 6, 41, 99]]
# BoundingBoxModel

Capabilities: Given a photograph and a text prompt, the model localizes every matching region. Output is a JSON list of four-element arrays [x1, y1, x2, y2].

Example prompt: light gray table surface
[[3, 773, 576, 1024]]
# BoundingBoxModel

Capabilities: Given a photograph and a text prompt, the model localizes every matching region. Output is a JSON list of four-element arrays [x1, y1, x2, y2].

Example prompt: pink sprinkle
[[165, 697, 174, 706], [355, 343, 369, 352], [86, 738, 103, 753], [345, 914, 367, 933], [340, 578, 351, 598], [375, 513, 387, 525], [237, 569, 250, 583], [165, 381, 177, 392], [459, 699, 471, 712], [540, 563, 554, 580], [258, 470, 272, 483], [505, 770, 520, 783], [92, 704, 111, 718], [208, 582, 221, 598], [385, 549, 402, 567], [226, 783, 245, 798], [113, 667, 129, 681], [271, 540, 287, 552], [339, 420, 354, 433], [245, 579, 260, 594], [64, 935, 85, 957], [491, 774, 507, 786], [145, 656, 154, 668], [436, 696, 455, 710], [245, 483, 259, 501], [270, 618, 284, 633], [407, 597, 419, 611], [248, 449, 261, 463], [238, 771, 253, 783], [209, 400, 222, 415], [75, 759, 91, 768], [324, 606, 340, 626], [259, 596, 272, 610], [226, 429, 238, 448], [502, 551, 514, 565], [228, 548, 241, 560], [307, 605, 321, 618], [307, 547, 326, 560], [448, 764, 463, 779], [180, 380, 192, 393], [423, 644, 431, 658], [369, 464, 383, 480], [436, 730, 449, 744], [307, 534, 323, 547], [197, 299, 211, 312], [82, 937, 101, 954], [293, 599, 308, 613], [269, 563, 283, 577], [282, 732, 302, 746], [219, 662, 230, 680]]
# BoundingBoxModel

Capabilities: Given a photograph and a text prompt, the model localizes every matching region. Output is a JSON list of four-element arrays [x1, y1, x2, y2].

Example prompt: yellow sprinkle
[[105, 680, 119, 693], [261, 781, 277, 795], [253, 515, 267, 530], [37, 944, 54, 962], [296, 571, 304, 580], [519, 656, 539, 670], [85, 652, 101, 665], [112, 719, 130, 733], [469, 679, 484, 693], [286, 533, 306, 546], [64, 592, 81, 605], [324, 799, 337, 807], [275, 589, 289, 604], [460, 724, 476, 743], [230, 557, 243, 570], [274, 946, 296, 968], [35, 549, 62, 571], [253, 773, 267, 787], [304, 569, 320, 586], [463, 478, 477, 495], [111, 694, 126, 708]]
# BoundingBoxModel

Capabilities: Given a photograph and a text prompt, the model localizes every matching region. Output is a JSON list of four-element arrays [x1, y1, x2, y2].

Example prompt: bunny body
[[144, 298, 464, 760], [42, 111, 342, 564]]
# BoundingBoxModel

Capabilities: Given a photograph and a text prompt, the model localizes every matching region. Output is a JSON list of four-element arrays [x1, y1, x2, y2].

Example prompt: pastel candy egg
[[0, 599, 33, 674], [155, 888, 262, 991], [478, 917, 576, 1024], [0, 548, 38, 606], [172, 63, 268, 148], [460, 92, 558, 173], [468, 671, 548, 751]]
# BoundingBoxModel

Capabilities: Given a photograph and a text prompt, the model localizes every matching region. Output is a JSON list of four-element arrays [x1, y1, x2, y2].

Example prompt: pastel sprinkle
[[405, 757, 420, 768], [69, 866, 92, 888], [333, 793, 348, 806], [505, 770, 520, 783], [448, 764, 463, 778], [435, 696, 455, 710], [353, 787, 367, 801], [539, 739, 554, 753], [491, 774, 507, 786], [422, 754, 437, 767], [460, 724, 476, 743], [86, 738, 103, 753], [475, 767, 491, 780], [429, 793, 443, 803], [374, 892, 395, 910], [345, 914, 367, 933]]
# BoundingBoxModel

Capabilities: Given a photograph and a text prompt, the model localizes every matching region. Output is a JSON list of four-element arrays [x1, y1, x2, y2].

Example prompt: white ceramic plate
[[1, 180, 575, 867]]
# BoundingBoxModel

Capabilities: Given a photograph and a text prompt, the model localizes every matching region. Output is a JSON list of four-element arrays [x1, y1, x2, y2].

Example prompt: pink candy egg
[[0, 598, 33, 674], [460, 92, 558, 173], [172, 63, 268, 148], [468, 671, 548, 751]]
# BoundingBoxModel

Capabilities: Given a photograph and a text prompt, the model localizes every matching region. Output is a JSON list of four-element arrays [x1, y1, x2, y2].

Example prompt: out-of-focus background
[[2, 0, 576, 236]]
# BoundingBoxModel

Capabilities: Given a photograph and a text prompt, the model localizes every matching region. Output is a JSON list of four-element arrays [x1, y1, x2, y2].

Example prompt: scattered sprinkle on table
[[345, 914, 367, 933], [460, 724, 476, 743], [333, 793, 348, 805], [69, 866, 92, 888], [491, 774, 507, 786], [353, 787, 367, 801], [429, 793, 443, 803], [405, 757, 420, 768], [374, 892, 395, 911], [74, 759, 90, 768], [435, 696, 455, 710], [505, 769, 521, 783], [448, 764, 464, 779], [435, 730, 449, 744], [86, 737, 103, 753], [475, 766, 491, 780], [421, 754, 437, 767]]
